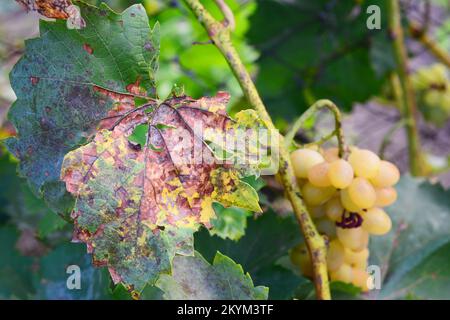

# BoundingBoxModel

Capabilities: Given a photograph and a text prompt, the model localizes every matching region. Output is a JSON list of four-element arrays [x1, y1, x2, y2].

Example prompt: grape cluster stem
[[284, 99, 346, 157], [184, 0, 332, 299]]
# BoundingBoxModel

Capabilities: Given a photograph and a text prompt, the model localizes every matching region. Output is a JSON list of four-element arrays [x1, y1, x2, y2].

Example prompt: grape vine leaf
[[368, 175, 450, 299], [60, 92, 263, 293], [209, 203, 251, 241], [0, 226, 34, 299], [152, 0, 258, 102], [195, 210, 305, 299], [0, 146, 55, 229], [6, 1, 159, 215], [111, 283, 164, 300], [247, 0, 385, 119], [156, 251, 268, 300], [34, 243, 112, 299], [37, 211, 68, 238], [376, 237, 450, 300], [209, 177, 266, 241]]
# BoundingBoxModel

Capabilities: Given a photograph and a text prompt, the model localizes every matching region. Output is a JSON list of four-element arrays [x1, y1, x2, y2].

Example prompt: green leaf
[[370, 175, 450, 267], [111, 282, 164, 300], [37, 211, 68, 238], [0, 148, 23, 218], [140, 285, 165, 300], [330, 281, 362, 299], [369, 175, 450, 299], [150, 0, 257, 102], [0, 145, 54, 228], [241, 175, 266, 192], [0, 226, 34, 299], [34, 242, 112, 300], [195, 210, 305, 299], [377, 238, 450, 300], [110, 284, 134, 300], [156, 251, 268, 300], [128, 123, 149, 147], [247, 0, 385, 119], [209, 203, 251, 241], [5, 2, 159, 215], [369, 32, 396, 78], [255, 264, 308, 300]]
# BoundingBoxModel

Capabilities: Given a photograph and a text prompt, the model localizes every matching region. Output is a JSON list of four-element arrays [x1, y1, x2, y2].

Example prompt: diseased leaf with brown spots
[[60, 92, 264, 293], [6, 2, 159, 215]]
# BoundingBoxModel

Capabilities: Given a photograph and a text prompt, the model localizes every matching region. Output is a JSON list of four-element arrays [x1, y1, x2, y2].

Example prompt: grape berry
[[290, 146, 400, 292]]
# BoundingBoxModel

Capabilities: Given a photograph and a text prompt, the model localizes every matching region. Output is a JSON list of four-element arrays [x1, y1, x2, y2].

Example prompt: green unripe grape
[[412, 63, 447, 90], [424, 90, 444, 107]]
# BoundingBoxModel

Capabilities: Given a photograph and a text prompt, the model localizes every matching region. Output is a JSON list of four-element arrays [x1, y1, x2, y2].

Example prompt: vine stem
[[387, 0, 427, 176], [409, 21, 450, 68], [214, 0, 235, 30], [184, 0, 330, 300], [285, 99, 346, 158]]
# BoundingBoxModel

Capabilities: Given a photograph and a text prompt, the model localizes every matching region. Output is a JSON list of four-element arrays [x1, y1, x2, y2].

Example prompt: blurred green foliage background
[[0, 0, 449, 300]]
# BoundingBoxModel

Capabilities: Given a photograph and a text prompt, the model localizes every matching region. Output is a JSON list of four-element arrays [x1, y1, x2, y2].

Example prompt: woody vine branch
[[183, 0, 333, 300]]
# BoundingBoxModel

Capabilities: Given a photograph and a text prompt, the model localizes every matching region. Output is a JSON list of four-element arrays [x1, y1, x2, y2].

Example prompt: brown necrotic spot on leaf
[[126, 77, 144, 96], [30, 76, 40, 85], [128, 141, 142, 151], [39, 117, 51, 131], [144, 42, 154, 51], [92, 86, 146, 131], [83, 43, 93, 55], [16, 0, 71, 19]]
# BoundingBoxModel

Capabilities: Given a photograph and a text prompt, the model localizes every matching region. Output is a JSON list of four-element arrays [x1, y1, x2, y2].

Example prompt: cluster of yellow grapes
[[289, 146, 400, 291]]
